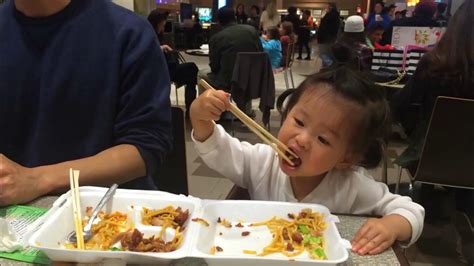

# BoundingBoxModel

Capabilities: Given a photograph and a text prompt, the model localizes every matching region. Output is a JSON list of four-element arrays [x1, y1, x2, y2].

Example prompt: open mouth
[[286, 149, 302, 167]]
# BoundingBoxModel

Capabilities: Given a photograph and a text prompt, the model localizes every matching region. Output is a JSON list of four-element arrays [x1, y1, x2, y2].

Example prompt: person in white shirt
[[190, 66, 424, 256], [260, 2, 280, 31]]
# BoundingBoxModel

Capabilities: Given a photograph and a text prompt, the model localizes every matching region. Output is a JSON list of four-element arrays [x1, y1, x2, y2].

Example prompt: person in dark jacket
[[284, 6, 300, 38], [435, 2, 449, 27], [235, 3, 248, 25], [148, 10, 199, 114], [204, 7, 262, 91], [0, 0, 172, 205], [317, 3, 340, 66], [247, 5, 260, 30], [381, 0, 438, 45]]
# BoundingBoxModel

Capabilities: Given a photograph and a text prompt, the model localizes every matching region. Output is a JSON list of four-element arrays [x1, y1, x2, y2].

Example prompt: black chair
[[395, 96, 474, 192], [154, 107, 189, 195]]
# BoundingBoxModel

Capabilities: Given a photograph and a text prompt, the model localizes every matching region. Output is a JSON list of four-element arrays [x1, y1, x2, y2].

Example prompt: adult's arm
[[0, 16, 172, 206]]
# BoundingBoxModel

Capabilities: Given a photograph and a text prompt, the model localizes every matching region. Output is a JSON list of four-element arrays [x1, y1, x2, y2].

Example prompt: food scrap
[[241, 231, 250, 236], [191, 217, 210, 227]]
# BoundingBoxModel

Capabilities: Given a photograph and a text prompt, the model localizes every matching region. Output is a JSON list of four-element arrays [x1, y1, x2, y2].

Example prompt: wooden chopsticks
[[198, 79, 299, 166], [69, 168, 85, 249]]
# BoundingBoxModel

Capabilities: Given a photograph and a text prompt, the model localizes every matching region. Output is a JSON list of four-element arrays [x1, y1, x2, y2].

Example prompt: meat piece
[[174, 209, 189, 226], [291, 232, 303, 244], [121, 229, 143, 251], [236, 222, 244, 228], [241, 231, 250, 236], [110, 232, 126, 246], [286, 243, 294, 252]]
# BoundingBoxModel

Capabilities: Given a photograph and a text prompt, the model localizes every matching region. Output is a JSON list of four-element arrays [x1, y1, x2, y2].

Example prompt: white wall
[[113, 0, 134, 11]]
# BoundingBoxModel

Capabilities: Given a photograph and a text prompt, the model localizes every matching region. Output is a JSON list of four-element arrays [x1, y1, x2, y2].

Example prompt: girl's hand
[[190, 89, 230, 142], [351, 217, 398, 255], [190, 90, 230, 122]]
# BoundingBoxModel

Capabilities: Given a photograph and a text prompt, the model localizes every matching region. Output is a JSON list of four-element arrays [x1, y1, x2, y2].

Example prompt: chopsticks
[[69, 168, 85, 249], [198, 79, 299, 166]]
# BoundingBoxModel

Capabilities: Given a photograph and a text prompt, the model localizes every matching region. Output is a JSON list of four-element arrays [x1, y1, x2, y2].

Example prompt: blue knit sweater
[[0, 0, 172, 190]]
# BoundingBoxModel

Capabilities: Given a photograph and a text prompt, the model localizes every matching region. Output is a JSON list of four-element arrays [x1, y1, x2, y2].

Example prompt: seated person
[[260, 26, 282, 69], [203, 7, 262, 91], [148, 10, 199, 113], [332, 16, 372, 71], [366, 23, 394, 50], [279, 21, 296, 67], [0, 0, 172, 205], [190, 66, 424, 255]]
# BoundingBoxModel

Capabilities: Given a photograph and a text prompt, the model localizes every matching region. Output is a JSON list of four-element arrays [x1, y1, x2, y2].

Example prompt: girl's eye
[[294, 118, 304, 127], [318, 136, 330, 146]]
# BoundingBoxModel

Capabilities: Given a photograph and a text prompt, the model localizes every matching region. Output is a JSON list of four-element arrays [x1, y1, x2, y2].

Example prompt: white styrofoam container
[[28, 187, 350, 265]]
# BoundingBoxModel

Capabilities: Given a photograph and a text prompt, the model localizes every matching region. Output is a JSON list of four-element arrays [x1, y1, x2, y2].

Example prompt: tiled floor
[[171, 47, 470, 265]]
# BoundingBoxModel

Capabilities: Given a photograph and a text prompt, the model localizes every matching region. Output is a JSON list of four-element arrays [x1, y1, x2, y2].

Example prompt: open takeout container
[[28, 187, 350, 265]]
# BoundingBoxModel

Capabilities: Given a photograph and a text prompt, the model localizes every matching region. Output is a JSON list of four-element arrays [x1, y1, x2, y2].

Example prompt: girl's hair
[[421, 0, 474, 98], [281, 21, 295, 41], [282, 67, 390, 168], [266, 3, 277, 19], [266, 26, 280, 40]]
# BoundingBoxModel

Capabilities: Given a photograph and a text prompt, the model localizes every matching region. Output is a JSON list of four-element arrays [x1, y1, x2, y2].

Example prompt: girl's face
[[370, 30, 384, 44], [278, 87, 359, 178], [279, 25, 285, 36]]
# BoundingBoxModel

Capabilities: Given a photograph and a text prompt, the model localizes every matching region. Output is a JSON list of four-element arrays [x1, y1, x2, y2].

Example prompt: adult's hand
[[161, 45, 173, 53], [0, 154, 44, 206]]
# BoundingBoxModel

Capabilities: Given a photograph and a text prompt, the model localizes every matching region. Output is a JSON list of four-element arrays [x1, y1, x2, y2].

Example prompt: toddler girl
[[190, 67, 424, 255]]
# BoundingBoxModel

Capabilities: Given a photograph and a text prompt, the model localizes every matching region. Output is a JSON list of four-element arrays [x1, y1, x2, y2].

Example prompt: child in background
[[279, 21, 296, 67], [366, 23, 394, 50], [190, 66, 424, 255], [260, 27, 282, 69]]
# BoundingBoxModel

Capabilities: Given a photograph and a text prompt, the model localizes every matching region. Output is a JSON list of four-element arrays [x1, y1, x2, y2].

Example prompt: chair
[[172, 51, 188, 106], [230, 52, 276, 130], [394, 96, 474, 264], [154, 107, 189, 195], [283, 41, 296, 90], [274, 41, 296, 90], [395, 96, 474, 192]]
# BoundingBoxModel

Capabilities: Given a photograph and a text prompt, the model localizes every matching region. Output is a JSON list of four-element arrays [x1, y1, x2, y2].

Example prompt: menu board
[[391, 26, 446, 48]]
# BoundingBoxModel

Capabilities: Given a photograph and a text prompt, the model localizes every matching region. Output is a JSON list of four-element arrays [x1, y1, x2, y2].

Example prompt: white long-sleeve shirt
[[193, 125, 425, 246]]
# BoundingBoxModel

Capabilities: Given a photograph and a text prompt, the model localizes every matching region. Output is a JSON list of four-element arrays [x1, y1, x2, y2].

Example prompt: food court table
[[1, 196, 409, 266], [184, 49, 209, 57]]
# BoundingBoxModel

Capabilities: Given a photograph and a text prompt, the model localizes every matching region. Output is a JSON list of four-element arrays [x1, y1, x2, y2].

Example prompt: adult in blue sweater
[[0, 0, 172, 205], [367, 1, 392, 30]]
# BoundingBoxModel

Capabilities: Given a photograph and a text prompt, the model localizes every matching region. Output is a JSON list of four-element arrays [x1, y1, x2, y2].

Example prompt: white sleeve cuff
[[388, 208, 422, 247], [191, 123, 225, 155]]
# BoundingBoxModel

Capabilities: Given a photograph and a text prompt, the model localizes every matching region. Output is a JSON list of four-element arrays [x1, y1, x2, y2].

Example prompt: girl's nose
[[294, 132, 311, 150]]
